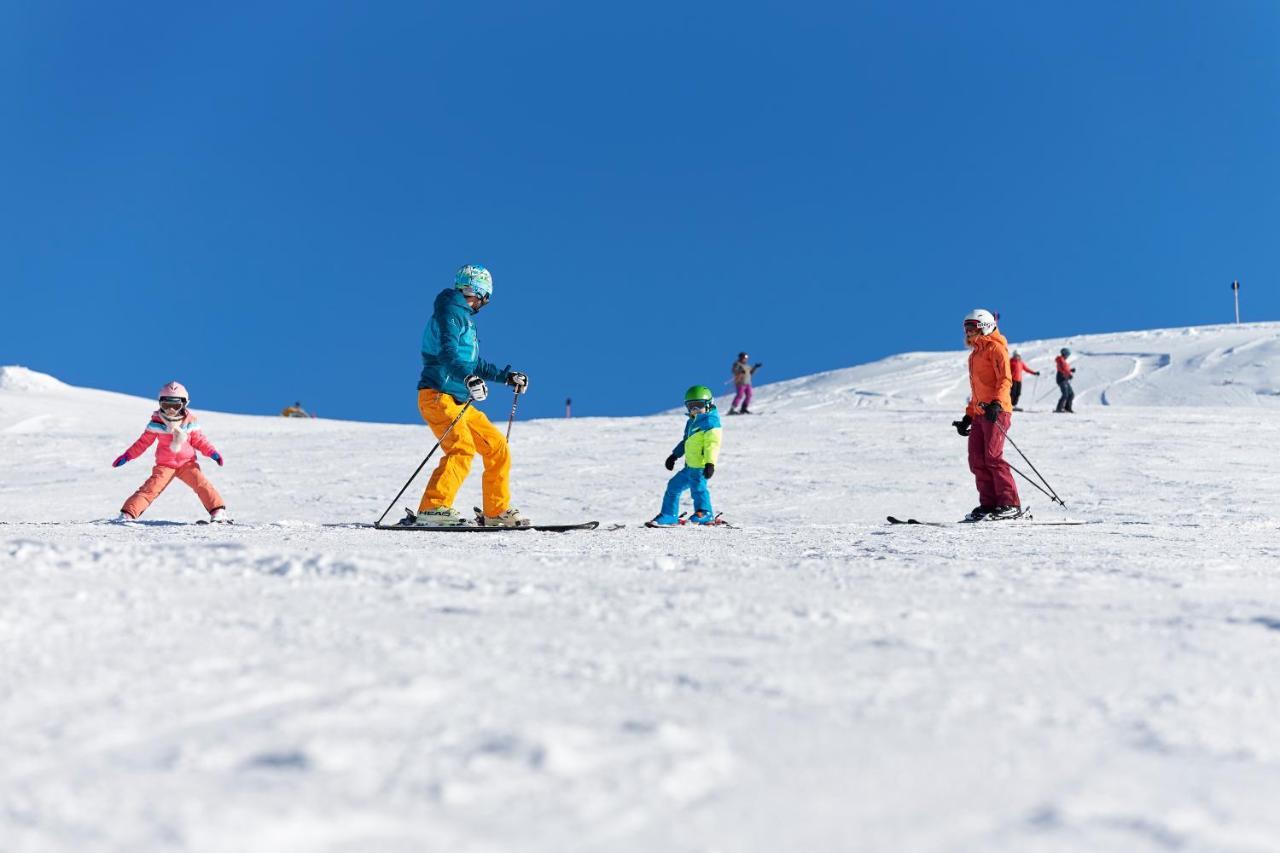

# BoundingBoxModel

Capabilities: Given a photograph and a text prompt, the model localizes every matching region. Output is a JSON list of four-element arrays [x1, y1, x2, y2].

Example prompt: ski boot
[[986, 505, 1025, 521], [687, 510, 717, 525], [728, 408, 740, 416], [964, 505, 994, 522], [476, 507, 531, 528], [208, 507, 233, 524], [111, 512, 137, 524], [645, 514, 683, 528], [402, 507, 470, 527]]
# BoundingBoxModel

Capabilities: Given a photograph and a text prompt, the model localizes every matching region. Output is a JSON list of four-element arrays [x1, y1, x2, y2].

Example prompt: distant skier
[[729, 352, 762, 415], [1009, 352, 1039, 410], [411, 264, 529, 527], [951, 309, 1021, 521], [646, 385, 723, 527], [1054, 348, 1076, 413], [112, 381, 229, 523], [280, 401, 312, 418]]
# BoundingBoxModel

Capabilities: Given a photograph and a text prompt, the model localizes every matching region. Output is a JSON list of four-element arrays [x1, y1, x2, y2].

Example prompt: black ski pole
[[374, 399, 473, 527], [1005, 459, 1058, 503], [505, 388, 519, 442], [991, 418, 1066, 507]]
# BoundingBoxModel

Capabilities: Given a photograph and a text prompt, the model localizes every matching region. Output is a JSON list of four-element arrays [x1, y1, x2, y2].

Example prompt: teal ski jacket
[[418, 288, 510, 403]]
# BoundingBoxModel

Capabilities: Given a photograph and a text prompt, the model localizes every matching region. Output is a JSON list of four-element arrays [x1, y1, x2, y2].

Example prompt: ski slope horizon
[[4, 321, 1280, 852], [6, 320, 1280, 432]]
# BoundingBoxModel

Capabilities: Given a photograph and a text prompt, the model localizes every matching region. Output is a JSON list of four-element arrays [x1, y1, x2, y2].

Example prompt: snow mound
[[750, 322, 1280, 411], [0, 365, 69, 393]]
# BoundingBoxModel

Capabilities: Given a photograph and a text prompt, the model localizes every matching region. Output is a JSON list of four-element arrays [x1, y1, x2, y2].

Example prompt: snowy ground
[[4, 324, 1280, 852]]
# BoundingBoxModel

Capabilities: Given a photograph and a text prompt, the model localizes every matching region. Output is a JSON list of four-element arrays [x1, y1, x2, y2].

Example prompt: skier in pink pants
[[729, 352, 762, 415]]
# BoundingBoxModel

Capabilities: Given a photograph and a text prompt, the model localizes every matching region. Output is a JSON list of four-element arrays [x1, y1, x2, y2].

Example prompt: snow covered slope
[[757, 321, 1280, 411], [4, 326, 1280, 853]]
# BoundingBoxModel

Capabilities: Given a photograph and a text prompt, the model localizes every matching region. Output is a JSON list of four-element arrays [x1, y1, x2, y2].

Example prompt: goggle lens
[[685, 400, 709, 412], [160, 397, 184, 409]]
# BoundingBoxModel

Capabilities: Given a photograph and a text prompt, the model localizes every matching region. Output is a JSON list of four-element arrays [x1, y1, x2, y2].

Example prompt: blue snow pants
[[656, 466, 713, 524]]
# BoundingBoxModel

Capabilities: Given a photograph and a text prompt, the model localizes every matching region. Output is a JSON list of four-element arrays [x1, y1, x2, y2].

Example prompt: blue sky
[[3, 1, 1277, 422]]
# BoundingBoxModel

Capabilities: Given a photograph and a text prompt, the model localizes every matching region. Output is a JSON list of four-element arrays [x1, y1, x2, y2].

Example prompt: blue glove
[[112, 454, 129, 468], [210, 451, 224, 467]]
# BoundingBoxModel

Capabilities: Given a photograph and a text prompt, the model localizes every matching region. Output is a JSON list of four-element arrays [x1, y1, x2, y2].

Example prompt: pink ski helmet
[[158, 381, 189, 404]]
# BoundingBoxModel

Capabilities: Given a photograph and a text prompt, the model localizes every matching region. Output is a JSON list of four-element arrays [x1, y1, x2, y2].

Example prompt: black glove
[[665, 454, 678, 471], [703, 463, 715, 479], [952, 414, 972, 436], [506, 371, 529, 394], [752, 363, 762, 372], [983, 402, 1000, 423]]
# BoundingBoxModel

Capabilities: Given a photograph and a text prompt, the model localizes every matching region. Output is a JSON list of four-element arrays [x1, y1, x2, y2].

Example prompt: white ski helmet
[[454, 264, 493, 302], [963, 309, 997, 335]]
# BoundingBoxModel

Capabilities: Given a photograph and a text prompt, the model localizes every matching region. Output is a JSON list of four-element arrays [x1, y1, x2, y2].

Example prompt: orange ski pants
[[122, 463, 224, 518], [417, 389, 511, 517]]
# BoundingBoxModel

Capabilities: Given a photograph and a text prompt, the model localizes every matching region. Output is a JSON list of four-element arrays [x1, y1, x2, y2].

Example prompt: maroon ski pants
[[968, 411, 1020, 508]]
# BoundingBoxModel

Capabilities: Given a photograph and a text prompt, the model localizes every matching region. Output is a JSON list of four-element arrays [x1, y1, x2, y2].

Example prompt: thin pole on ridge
[[1232, 280, 1241, 325], [374, 399, 473, 527]]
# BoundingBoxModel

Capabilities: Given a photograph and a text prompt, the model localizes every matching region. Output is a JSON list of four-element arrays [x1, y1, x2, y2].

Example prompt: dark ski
[[374, 521, 598, 533]]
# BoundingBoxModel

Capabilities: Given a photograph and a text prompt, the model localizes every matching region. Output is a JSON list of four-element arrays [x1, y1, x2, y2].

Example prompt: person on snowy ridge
[[950, 310, 1021, 521], [1009, 351, 1039, 410], [112, 381, 229, 523], [647, 385, 723, 527], [729, 352, 762, 415], [412, 264, 530, 527], [1054, 348, 1076, 414]]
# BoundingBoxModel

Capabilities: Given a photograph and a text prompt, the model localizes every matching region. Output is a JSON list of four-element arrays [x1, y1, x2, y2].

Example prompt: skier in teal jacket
[[647, 385, 723, 527]]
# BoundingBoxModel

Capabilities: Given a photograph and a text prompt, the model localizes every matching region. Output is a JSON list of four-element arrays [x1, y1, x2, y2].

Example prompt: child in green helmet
[[646, 385, 723, 527]]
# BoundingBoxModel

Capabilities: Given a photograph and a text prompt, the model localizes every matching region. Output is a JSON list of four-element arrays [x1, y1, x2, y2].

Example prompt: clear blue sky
[[3, 1, 1277, 422]]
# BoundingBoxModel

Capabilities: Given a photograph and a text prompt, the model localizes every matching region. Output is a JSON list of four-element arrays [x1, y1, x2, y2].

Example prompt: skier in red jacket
[[1054, 348, 1076, 413], [1009, 352, 1039, 410]]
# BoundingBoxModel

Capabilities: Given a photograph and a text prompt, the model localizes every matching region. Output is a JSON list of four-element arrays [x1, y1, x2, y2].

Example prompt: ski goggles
[[685, 400, 710, 413], [460, 286, 490, 306], [159, 396, 186, 411]]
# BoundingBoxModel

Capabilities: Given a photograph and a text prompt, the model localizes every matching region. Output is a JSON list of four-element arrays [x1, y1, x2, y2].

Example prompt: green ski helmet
[[683, 384, 714, 415]]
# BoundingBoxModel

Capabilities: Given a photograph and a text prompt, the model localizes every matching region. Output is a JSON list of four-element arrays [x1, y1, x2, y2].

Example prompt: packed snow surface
[[4, 324, 1280, 852]]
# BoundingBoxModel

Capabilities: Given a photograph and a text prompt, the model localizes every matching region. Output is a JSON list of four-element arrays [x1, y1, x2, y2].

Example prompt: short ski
[[644, 512, 735, 528]]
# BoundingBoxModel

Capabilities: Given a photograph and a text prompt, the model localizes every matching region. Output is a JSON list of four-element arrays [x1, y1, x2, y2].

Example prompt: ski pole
[[505, 388, 519, 442], [1005, 459, 1059, 503], [991, 417, 1066, 507], [374, 399, 473, 527]]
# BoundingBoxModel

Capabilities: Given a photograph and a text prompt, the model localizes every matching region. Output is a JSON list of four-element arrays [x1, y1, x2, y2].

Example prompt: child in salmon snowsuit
[[647, 385, 723, 527], [112, 381, 229, 522]]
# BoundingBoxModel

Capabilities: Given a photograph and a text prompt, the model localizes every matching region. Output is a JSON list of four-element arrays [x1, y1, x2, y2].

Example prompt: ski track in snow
[[5, 326, 1280, 852]]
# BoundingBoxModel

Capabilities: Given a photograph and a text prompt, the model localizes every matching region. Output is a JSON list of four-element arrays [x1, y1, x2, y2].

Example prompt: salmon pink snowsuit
[[117, 411, 224, 518]]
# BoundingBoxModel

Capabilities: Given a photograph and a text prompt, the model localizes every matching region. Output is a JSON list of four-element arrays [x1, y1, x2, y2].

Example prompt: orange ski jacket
[[967, 330, 1013, 416]]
